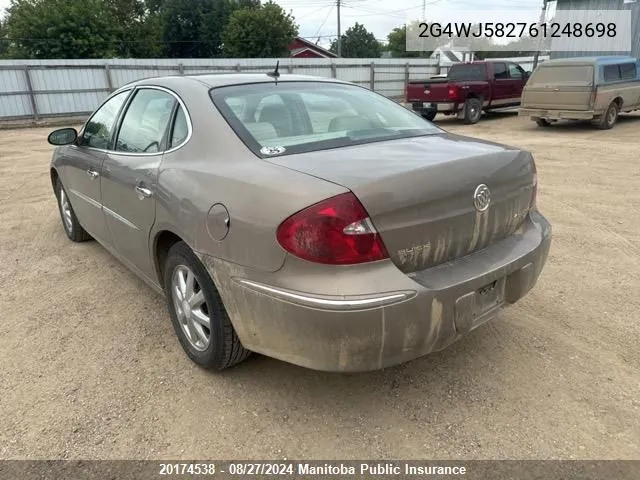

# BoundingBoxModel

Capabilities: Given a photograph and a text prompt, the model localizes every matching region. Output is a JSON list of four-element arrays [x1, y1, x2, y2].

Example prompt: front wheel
[[462, 98, 483, 124], [535, 118, 552, 127], [55, 178, 91, 242], [164, 242, 251, 370]]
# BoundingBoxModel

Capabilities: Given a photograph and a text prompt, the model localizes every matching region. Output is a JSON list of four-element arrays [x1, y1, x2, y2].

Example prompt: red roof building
[[288, 37, 338, 59]]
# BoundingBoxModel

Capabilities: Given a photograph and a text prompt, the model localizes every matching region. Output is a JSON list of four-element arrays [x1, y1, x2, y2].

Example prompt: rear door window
[[603, 64, 621, 82], [115, 89, 176, 153], [619, 63, 637, 80], [169, 106, 189, 149], [493, 63, 508, 80]]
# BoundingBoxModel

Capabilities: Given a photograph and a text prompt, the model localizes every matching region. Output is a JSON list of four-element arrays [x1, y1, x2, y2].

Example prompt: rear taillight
[[276, 192, 389, 265], [589, 90, 597, 108], [448, 86, 459, 102]]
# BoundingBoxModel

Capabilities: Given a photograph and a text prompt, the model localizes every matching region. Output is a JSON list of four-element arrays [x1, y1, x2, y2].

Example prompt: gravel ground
[[0, 112, 638, 460]]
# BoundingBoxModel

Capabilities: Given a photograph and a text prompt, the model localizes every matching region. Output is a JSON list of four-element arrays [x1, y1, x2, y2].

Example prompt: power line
[[341, 1, 435, 18], [296, 4, 332, 20], [313, 4, 335, 42]]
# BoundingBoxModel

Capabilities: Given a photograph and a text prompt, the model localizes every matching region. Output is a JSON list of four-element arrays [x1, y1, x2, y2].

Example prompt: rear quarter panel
[[422, 81, 490, 103], [150, 78, 348, 274], [595, 80, 640, 112]]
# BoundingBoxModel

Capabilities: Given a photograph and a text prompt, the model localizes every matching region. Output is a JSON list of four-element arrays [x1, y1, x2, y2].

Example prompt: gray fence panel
[[2, 95, 33, 117], [0, 68, 27, 92], [35, 92, 107, 115], [0, 56, 540, 121]]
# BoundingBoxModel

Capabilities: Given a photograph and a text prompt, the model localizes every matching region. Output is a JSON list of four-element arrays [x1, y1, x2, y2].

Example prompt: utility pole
[[532, 0, 548, 71], [422, 0, 426, 19], [336, 0, 342, 57]]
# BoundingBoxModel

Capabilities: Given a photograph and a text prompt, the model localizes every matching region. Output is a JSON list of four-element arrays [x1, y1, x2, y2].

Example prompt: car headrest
[[258, 104, 292, 136], [328, 115, 374, 132]]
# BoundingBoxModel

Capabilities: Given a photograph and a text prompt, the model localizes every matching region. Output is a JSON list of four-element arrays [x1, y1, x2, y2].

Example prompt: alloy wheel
[[59, 188, 73, 233], [171, 265, 211, 351]]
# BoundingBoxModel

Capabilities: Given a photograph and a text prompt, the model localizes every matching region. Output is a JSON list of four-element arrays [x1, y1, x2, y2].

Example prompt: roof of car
[[128, 73, 350, 89]]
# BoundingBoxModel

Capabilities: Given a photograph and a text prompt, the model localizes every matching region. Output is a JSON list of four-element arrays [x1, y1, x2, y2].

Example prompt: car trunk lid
[[265, 134, 535, 273]]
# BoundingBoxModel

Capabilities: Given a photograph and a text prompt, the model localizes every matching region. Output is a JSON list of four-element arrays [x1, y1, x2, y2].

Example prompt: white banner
[[405, 9, 632, 53]]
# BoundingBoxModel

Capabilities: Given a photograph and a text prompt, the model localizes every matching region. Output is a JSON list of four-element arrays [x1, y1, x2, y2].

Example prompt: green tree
[[103, 0, 164, 57], [330, 22, 381, 58], [222, 1, 297, 58], [0, 18, 8, 58], [160, 0, 260, 58], [4, 0, 120, 58], [387, 23, 436, 58]]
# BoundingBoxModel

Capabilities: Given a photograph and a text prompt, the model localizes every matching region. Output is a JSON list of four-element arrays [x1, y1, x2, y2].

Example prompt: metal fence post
[[23, 66, 39, 121], [235, 63, 241, 72], [331, 62, 337, 78], [287, 63, 293, 74], [404, 63, 410, 85], [178, 63, 184, 75], [370, 62, 375, 91], [104, 64, 114, 92]]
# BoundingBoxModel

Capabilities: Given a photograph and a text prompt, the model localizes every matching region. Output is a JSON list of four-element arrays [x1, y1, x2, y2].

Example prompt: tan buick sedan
[[48, 73, 551, 372]]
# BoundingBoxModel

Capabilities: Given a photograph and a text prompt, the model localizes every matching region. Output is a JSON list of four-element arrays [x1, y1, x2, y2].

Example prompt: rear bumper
[[200, 212, 552, 372], [519, 108, 595, 120], [411, 102, 458, 114]]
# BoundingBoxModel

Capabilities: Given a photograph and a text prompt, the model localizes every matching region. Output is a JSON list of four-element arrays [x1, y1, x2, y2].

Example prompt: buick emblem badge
[[473, 184, 491, 212]]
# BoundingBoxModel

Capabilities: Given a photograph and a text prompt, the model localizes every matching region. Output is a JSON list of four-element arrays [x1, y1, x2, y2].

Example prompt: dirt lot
[[0, 112, 639, 460]]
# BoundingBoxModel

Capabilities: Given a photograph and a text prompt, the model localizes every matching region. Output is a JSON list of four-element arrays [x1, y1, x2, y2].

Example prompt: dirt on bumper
[[200, 212, 552, 372]]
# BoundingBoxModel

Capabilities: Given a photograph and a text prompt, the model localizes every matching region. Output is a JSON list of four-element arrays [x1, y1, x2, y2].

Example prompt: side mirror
[[48, 127, 78, 146], [525, 71, 531, 78]]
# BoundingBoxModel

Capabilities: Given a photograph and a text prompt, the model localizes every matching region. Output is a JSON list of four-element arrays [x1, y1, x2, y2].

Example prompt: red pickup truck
[[404, 61, 530, 124]]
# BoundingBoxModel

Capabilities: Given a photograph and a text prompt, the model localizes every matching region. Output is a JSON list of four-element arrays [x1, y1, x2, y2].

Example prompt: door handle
[[86, 169, 99, 179], [134, 185, 153, 198]]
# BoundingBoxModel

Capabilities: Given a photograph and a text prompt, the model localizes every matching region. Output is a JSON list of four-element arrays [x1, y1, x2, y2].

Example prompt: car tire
[[535, 118, 552, 127], [55, 178, 92, 242], [595, 102, 619, 130], [462, 98, 483, 124], [164, 241, 251, 370], [421, 110, 437, 121]]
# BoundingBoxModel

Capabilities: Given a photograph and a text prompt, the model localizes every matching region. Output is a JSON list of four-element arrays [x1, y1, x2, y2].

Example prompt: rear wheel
[[55, 178, 91, 242], [164, 241, 250, 370], [535, 118, 552, 127], [462, 98, 483, 124], [421, 110, 437, 121], [595, 102, 619, 130]]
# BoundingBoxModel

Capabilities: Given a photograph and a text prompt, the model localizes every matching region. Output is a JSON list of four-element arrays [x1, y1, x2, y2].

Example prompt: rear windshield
[[529, 65, 594, 86], [448, 63, 487, 81], [209, 82, 441, 157]]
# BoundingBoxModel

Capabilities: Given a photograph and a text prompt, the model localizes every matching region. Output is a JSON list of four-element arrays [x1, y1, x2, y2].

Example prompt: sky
[[0, 0, 549, 48], [273, 0, 547, 47]]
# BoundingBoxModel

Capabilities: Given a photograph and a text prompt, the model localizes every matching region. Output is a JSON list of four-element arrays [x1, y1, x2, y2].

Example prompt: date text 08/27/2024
[[158, 462, 468, 476]]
